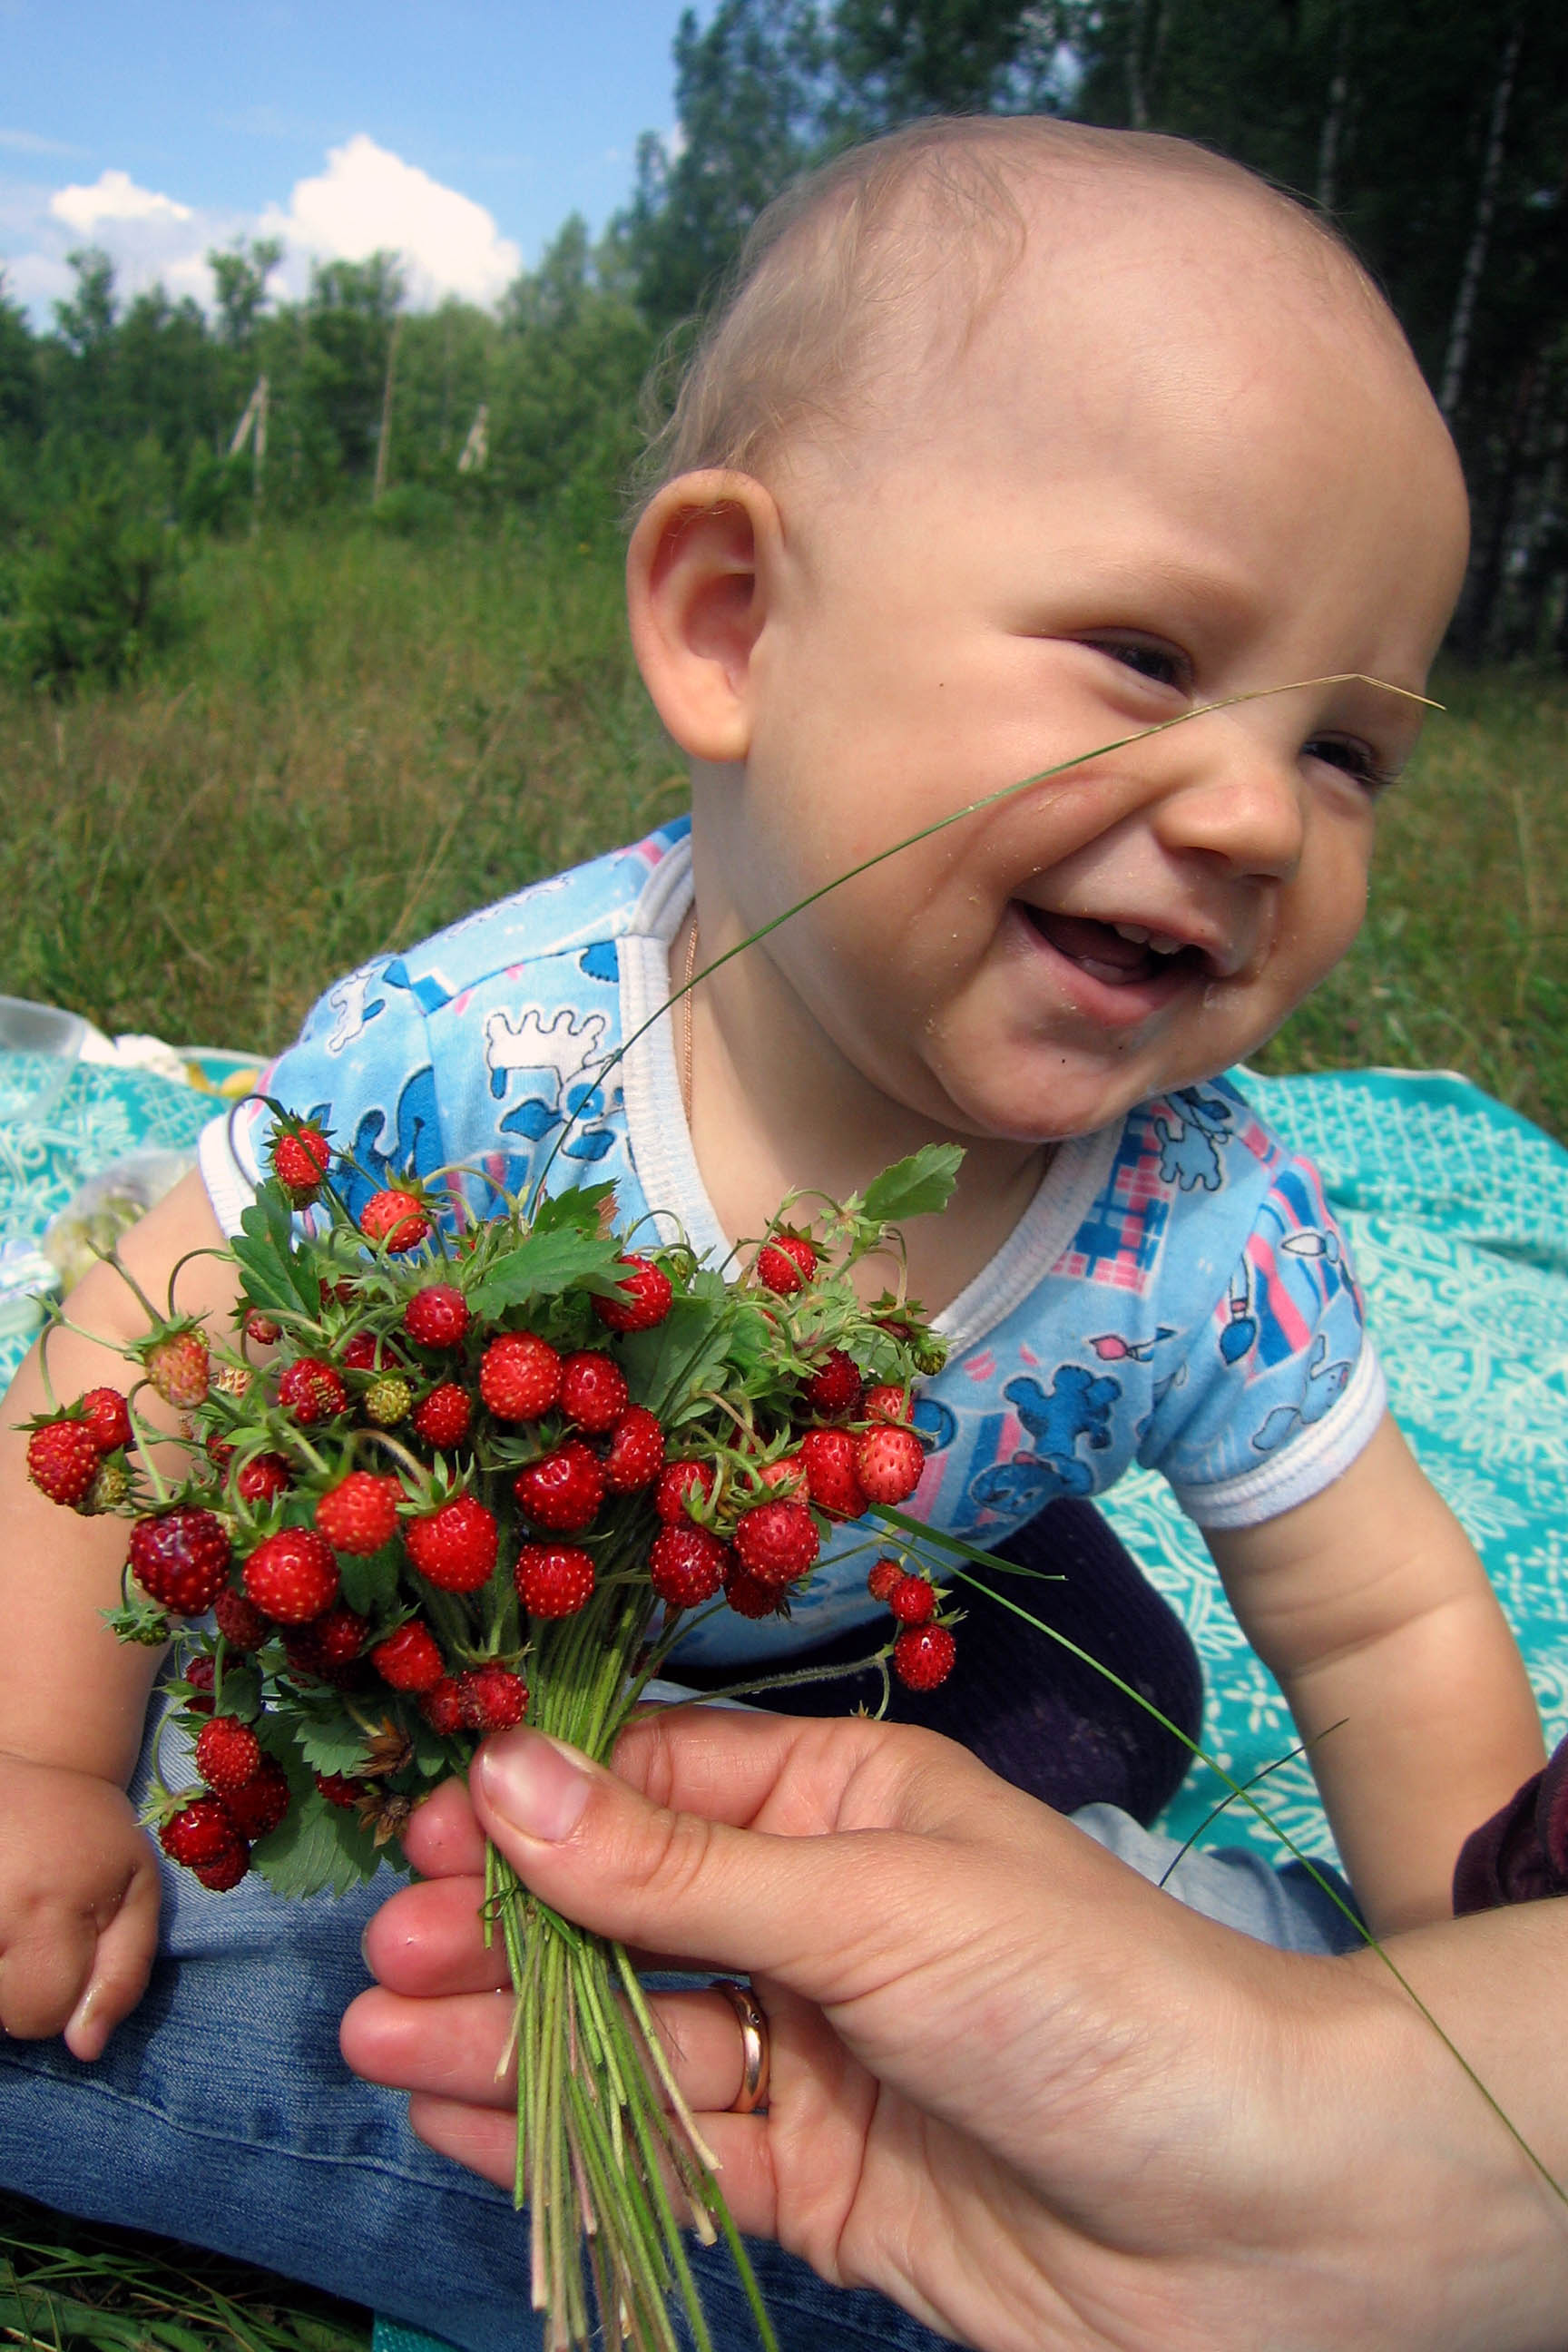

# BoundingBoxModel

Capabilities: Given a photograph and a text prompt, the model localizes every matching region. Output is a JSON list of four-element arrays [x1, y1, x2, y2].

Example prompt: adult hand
[[342, 1710, 1568, 2352]]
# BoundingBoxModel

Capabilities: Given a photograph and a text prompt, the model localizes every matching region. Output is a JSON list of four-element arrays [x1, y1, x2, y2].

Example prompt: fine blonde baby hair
[[634, 114, 1390, 511]]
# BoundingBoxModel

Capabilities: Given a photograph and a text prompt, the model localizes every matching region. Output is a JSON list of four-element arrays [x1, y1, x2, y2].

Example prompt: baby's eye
[[1302, 734, 1396, 794], [1083, 636, 1191, 692]]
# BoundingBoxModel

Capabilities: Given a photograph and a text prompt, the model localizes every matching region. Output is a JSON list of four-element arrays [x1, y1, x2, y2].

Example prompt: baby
[[0, 117, 1544, 2132]]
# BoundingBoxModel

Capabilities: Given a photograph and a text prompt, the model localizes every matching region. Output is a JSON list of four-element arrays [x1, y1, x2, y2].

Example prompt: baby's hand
[[0, 1753, 162, 2059]]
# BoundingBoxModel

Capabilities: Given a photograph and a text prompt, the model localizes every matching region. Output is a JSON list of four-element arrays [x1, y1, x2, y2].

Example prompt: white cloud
[[258, 134, 520, 305], [2, 137, 522, 324], [51, 167, 192, 233], [0, 128, 83, 158]]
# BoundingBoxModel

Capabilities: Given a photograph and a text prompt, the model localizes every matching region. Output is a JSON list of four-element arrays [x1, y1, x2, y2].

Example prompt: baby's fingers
[[64, 1860, 162, 2061]]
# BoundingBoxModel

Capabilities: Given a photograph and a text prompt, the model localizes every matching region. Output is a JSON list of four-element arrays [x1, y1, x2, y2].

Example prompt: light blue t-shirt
[[202, 820, 1385, 1666]]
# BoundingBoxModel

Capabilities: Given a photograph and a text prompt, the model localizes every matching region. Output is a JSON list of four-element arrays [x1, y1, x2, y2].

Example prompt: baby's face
[[704, 181, 1471, 1144]]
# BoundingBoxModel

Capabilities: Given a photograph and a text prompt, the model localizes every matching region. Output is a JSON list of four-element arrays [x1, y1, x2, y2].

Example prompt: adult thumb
[[470, 1724, 906, 1994]]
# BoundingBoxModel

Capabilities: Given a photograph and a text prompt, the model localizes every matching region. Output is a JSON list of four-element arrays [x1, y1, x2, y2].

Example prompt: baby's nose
[[1152, 740, 1306, 883]]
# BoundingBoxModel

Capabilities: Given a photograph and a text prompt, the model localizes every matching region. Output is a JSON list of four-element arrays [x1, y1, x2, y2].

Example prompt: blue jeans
[[0, 1706, 1359, 2352]]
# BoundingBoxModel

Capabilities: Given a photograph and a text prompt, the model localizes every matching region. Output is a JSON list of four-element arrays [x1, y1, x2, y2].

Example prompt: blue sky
[[0, 1, 697, 320]]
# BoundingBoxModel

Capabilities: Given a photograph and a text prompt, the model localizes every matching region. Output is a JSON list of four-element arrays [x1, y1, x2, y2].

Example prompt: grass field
[[2, 521, 1565, 1137]]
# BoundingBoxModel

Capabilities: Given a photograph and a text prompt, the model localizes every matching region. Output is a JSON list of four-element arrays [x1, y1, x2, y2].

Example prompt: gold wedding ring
[[711, 1978, 770, 2113]]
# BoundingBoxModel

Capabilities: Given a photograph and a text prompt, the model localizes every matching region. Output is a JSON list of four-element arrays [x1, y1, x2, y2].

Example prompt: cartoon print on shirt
[[1152, 1086, 1235, 1194], [345, 1063, 440, 1200], [1087, 1327, 1175, 1364], [1250, 1332, 1354, 1454], [967, 1365, 1122, 1512], [321, 963, 388, 1057]]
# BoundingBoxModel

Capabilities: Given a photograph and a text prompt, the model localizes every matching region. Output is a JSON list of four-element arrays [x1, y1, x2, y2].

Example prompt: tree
[[209, 238, 284, 349], [0, 270, 39, 440]]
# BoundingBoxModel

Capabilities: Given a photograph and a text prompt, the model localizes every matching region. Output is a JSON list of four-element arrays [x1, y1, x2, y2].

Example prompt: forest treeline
[[2, 0, 1563, 687]]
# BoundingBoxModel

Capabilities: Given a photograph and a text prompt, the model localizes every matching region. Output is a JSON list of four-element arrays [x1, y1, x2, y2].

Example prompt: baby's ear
[[626, 471, 781, 763]]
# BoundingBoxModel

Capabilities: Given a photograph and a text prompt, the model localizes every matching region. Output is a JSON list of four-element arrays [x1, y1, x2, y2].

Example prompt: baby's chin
[[926, 1044, 1232, 1146]]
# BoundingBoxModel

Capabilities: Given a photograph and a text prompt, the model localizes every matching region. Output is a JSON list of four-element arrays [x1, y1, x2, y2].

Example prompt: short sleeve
[[1138, 1147, 1386, 1528], [199, 956, 444, 1236]]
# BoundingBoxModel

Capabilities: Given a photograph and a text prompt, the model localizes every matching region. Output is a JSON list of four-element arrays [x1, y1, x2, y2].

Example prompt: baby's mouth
[[1021, 908, 1202, 988]]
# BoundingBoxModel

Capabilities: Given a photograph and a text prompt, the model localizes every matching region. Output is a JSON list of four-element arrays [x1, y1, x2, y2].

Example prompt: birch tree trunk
[[1439, 11, 1524, 423]]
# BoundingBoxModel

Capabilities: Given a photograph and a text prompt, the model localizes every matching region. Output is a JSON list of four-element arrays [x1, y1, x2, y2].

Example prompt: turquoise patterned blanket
[[4, 1060, 1564, 1866]]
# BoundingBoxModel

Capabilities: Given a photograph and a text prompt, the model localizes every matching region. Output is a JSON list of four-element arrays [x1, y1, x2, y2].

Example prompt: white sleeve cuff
[[198, 1109, 261, 1240], [1172, 1341, 1387, 1530]]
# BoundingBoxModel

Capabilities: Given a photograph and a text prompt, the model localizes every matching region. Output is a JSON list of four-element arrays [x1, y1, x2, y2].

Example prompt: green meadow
[[3, 522, 1564, 1141]]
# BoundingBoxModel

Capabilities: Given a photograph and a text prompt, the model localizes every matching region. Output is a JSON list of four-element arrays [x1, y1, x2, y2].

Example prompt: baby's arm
[[0, 1168, 240, 2056], [1208, 1412, 1544, 1936]]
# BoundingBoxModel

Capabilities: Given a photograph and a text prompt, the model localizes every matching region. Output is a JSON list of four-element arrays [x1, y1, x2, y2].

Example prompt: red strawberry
[[412, 1381, 473, 1449], [654, 1459, 716, 1524], [161, 1797, 241, 1869], [756, 1234, 817, 1295], [129, 1508, 232, 1616], [559, 1351, 628, 1433], [370, 1620, 446, 1693], [78, 1387, 133, 1455], [799, 1427, 867, 1520], [243, 1527, 339, 1623], [866, 1556, 903, 1602], [359, 1189, 431, 1252], [514, 1544, 596, 1620], [278, 1358, 348, 1425], [403, 1284, 469, 1349], [733, 1499, 818, 1589], [194, 1714, 261, 1795], [194, 1841, 251, 1891], [220, 1754, 290, 1839], [420, 1677, 465, 1736], [245, 1313, 281, 1347], [143, 1328, 211, 1408], [513, 1440, 603, 1534], [307, 1602, 368, 1664], [893, 1623, 956, 1690], [25, 1418, 101, 1507], [456, 1664, 528, 1733], [405, 1494, 498, 1592], [316, 1771, 361, 1809], [315, 1471, 399, 1555], [649, 1524, 730, 1609], [887, 1573, 936, 1625], [340, 1332, 385, 1372], [803, 1349, 861, 1419], [758, 1454, 805, 1496], [271, 1124, 331, 1206], [856, 1425, 926, 1504], [182, 1654, 216, 1714], [723, 1567, 784, 1619], [479, 1332, 562, 1422], [594, 1257, 672, 1333], [213, 1585, 270, 1651], [236, 1451, 291, 1505], [864, 1385, 913, 1425], [602, 1406, 665, 1493]]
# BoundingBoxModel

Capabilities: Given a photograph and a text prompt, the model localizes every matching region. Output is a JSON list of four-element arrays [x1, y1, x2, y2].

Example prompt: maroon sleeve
[[1453, 1735, 1568, 1915]]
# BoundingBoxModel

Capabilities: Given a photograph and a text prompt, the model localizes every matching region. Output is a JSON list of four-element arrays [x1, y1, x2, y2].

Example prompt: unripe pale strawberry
[[143, 1328, 211, 1408], [362, 1376, 413, 1428]]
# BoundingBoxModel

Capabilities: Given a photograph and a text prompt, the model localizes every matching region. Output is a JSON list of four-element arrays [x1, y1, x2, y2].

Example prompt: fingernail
[[476, 1730, 592, 1844]]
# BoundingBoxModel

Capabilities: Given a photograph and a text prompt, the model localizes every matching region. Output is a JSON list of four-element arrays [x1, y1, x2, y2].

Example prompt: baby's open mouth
[[1021, 908, 1203, 987]]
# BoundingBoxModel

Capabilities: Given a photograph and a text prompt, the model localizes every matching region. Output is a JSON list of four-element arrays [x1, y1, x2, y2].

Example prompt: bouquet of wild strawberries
[[21, 1112, 962, 2352]]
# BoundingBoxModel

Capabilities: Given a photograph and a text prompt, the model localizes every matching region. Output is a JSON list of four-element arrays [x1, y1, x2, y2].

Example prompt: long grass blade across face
[[526, 671, 1437, 1208]]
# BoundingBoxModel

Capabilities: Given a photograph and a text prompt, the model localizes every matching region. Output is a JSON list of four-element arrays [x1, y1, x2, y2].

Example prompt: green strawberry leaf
[[466, 1224, 627, 1318], [337, 1546, 402, 1617], [211, 1661, 262, 1721], [530, 1181, 618, 1238], [291, 1709, 382, 1777], [616, 1283, 735, 1422], [861, 1145, 965, 1230], [250, 1787, 387, 1898]]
